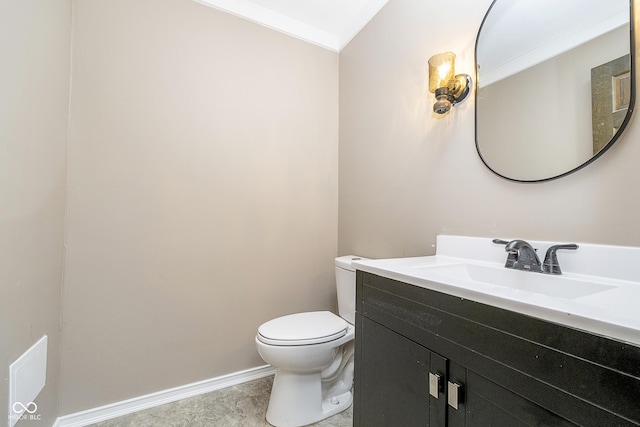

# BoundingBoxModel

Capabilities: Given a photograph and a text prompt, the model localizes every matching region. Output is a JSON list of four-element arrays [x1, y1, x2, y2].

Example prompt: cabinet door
[[429, 351, 447, 426], [446, 361, 466, 426], [460, 370, 576, 427], [356, 316, 443, 426]]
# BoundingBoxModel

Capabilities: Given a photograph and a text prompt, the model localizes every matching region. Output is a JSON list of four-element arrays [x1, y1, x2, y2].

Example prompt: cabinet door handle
[[428, 372, 442, 398], [447, 381, 462, 409]]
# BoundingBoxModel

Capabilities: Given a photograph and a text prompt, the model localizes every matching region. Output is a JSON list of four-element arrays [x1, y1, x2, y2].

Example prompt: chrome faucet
[[493, 239, 578, 275], [501, 239, 542, 272]]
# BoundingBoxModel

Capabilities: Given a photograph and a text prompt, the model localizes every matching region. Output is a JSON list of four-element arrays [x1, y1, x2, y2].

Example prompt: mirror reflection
[[475, 0, 634, 182]]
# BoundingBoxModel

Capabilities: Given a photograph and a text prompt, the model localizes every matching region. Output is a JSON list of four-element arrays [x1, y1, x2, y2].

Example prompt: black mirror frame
[[474, 0, 636, 183]]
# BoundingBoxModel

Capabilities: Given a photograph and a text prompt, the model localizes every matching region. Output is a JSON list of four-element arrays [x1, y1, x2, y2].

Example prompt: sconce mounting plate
[[451, 74, 472, 105]]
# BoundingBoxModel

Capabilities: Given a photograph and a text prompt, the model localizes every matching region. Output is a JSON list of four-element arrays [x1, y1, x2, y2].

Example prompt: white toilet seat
[[257, 311, 348, 346]]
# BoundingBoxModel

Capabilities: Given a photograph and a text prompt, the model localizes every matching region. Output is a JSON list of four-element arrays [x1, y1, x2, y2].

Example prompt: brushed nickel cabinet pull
[[429, 373, 442, 398], [447, 381, 462, 409]]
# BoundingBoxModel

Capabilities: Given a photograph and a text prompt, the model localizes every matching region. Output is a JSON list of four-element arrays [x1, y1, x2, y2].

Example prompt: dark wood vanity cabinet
[[353, 271, 640, 427]]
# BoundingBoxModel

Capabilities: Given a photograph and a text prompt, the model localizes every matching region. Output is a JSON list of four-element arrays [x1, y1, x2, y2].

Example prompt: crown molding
[[194, 0, 387, 52]]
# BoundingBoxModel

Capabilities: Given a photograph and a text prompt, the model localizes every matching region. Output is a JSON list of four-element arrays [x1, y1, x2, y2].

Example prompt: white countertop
[[352, 235, 640, 347]]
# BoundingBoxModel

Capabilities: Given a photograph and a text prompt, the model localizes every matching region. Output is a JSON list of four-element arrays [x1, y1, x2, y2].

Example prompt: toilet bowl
[[255, 256, 363, 427]]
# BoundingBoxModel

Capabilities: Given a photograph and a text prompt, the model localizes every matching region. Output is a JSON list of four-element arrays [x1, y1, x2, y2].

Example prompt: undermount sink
[[416, 263, 617, 299]]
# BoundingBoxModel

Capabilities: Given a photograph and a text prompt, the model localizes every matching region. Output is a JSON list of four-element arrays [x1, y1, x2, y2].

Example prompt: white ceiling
[[193, 0, 389, 52]]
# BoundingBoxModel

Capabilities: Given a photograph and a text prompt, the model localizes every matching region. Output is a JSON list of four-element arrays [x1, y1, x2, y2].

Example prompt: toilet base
[[265, 370, 352, 427], [320, 390, 352, 419]]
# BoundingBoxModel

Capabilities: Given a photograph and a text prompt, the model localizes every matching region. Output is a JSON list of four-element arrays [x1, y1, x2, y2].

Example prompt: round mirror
[[475, 0, 635, 182]]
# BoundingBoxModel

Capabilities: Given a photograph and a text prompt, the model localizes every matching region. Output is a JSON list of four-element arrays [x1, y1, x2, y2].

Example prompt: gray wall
[[3, 0, 640, 421], [60, 0, 339, 414], [0, 0, 71, 425], [339, 0, 640, 259]]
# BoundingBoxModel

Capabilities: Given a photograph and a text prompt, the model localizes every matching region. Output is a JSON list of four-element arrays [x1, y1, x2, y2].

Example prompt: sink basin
[[416, 263, 616, 299]]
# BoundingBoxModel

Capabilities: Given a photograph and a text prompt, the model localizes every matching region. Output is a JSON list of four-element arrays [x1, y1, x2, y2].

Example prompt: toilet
[[255, 255, 364, 427]]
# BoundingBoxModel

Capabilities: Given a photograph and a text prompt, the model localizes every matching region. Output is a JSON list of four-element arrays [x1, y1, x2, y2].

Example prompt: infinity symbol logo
[[12, 401, 38, 414]]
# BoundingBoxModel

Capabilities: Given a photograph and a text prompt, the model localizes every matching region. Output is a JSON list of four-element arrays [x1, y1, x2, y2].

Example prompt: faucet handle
[[493, 239, 519, 268], [543, 244, 578, 275]]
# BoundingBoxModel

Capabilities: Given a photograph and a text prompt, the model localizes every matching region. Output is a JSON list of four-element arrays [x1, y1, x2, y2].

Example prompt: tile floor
[[89, 376, 352, 427]]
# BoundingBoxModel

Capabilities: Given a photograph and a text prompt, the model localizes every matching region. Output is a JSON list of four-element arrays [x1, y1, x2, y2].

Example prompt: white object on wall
[[9, 335, 48, 427]]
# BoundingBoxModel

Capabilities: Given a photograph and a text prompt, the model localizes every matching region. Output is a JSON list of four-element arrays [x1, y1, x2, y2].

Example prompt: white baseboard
[[53, 365, 275, 427]]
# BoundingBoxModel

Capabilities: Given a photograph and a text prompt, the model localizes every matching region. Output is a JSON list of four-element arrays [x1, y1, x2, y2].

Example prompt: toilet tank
[[335, 255, 367, 325]]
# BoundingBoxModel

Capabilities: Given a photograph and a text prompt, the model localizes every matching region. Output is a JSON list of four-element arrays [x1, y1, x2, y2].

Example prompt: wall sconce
[[428, 52, 471, 115]]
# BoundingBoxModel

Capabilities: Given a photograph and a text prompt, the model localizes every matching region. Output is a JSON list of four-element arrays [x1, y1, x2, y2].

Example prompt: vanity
[[352, 236, 640, 426]]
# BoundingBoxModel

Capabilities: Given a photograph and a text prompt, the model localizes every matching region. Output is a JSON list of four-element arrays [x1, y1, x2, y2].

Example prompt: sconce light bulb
[[428, 52, 456, 93], [438, 64, 451, 82]]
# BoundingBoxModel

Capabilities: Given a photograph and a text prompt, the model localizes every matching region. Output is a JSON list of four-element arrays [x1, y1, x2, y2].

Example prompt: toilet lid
[[257, 311, 348, 346]]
